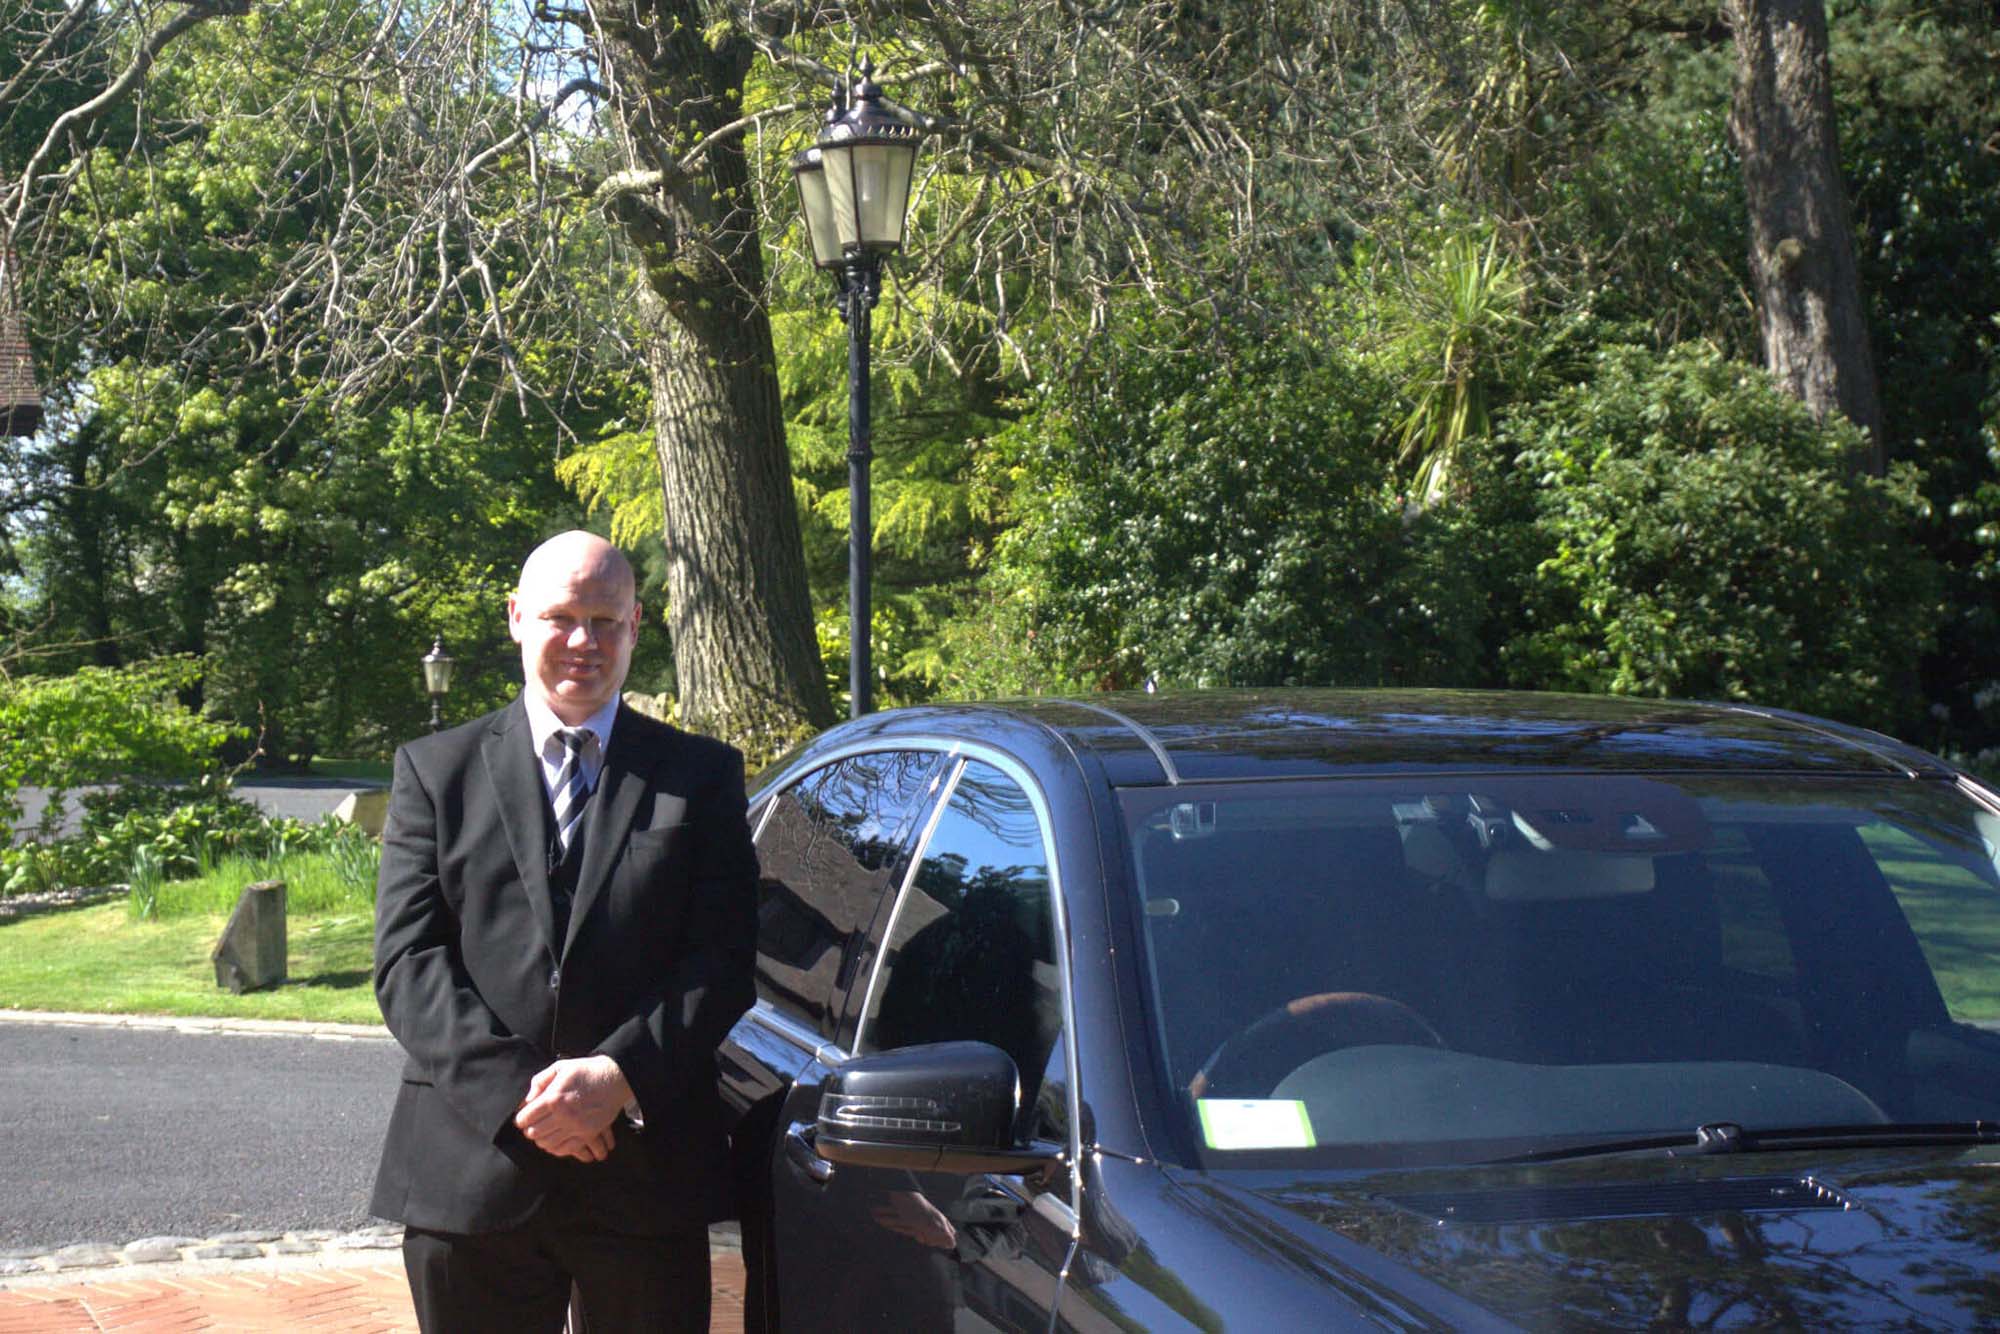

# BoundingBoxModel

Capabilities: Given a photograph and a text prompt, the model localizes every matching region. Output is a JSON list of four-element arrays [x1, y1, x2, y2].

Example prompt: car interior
[[1128, 776, 2000, 1155]]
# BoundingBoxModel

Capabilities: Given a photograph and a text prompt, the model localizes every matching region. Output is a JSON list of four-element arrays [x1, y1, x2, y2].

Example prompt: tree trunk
[[641, 285, 834, 755], [1727, 0, 1884, 473], [602, 17, 836, 756]]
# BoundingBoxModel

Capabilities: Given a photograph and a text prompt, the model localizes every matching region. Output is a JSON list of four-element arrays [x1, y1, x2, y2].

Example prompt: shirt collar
[[523, 691, 621, 758]]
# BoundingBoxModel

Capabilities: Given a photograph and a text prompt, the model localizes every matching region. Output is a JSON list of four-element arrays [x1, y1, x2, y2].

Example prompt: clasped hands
[[513, 1054, 632, 1163]]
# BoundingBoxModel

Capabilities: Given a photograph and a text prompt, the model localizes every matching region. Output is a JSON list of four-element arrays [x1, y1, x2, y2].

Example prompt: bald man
[[371, 531, 757, 1332]]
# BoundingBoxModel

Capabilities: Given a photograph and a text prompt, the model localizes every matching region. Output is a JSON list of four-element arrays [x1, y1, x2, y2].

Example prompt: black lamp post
[[421, 637, 455, 733], [793, 62, 923, 718]]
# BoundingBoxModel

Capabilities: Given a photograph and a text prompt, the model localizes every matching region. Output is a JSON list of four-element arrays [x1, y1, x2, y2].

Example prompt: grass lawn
[[1865, 824, 2000, 1023], [0, 841, 385, 1024], [0, 901, 380, 1024]]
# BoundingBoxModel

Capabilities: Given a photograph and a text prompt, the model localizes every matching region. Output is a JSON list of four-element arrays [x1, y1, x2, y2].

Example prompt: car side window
[[753, 751, 944, 1039], [859, 759, 1062, 1126]]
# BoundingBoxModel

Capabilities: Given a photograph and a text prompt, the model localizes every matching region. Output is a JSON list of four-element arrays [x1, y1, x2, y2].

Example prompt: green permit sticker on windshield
[[1197, 1099, 1316, 1150]]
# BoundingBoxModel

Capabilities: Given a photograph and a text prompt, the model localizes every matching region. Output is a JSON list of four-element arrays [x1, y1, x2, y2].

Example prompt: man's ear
[[630, 600, 643, 637], [506, 594, 524, 643]]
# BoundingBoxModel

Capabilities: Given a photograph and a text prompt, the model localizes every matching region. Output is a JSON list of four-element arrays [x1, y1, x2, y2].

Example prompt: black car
[[717, 689, 2000, 1330]]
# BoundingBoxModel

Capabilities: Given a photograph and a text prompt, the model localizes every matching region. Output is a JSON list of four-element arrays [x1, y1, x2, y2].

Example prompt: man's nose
[[566, 622, 596, 648]]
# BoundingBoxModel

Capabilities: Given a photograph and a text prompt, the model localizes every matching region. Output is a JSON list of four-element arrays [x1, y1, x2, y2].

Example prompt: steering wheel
[[1189, 991, 1444, 1099]]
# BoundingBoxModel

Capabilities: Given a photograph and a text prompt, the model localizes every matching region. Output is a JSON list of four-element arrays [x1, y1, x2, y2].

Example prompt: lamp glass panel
[[423, 656, 454, 694], [883, 146, 917, 246], [851, 143, 917, 248], [821, 144, 862, 251], [794, 161, 842, 268]]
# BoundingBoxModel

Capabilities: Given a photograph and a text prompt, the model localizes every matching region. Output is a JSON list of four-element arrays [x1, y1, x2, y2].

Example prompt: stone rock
[[51, 1244, 119, 1269], [0, 1258, 41, 1276], [212, 880, 287, 993], [332, 789, 389, 836], [124, 1235, 203, 1252], [211, 1229, 283, 1244], [123, 1244, 185, 1264], [271, 1240, 321, 1254], [332, 1233, 402, 1250], [192, 1243, 265, 1261], [353, 1223, 403, 1237]]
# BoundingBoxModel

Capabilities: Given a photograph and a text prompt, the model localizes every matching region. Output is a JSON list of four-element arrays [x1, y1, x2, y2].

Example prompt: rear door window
[[752, 751, 944, 1041], [857, 759, 1063, 1128]]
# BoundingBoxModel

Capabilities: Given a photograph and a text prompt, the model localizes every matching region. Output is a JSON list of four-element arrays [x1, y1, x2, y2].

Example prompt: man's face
[[508, 558, 640, 724]]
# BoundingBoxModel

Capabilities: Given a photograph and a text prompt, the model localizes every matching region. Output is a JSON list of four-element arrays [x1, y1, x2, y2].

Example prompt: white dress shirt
[[523, 692, 620, 806]]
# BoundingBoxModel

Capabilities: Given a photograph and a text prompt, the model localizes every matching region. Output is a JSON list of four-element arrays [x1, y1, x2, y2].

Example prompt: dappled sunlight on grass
[[1866, 825, 2000, 1022]]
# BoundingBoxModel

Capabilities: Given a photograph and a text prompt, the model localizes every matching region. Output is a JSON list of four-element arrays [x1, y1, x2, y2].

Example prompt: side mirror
[[815, 1040, 1065, 1177]]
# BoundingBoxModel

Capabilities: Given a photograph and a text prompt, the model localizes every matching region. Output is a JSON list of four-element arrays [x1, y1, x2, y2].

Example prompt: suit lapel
[[480, 699, 562, 959], [562, 704, 655, 959]]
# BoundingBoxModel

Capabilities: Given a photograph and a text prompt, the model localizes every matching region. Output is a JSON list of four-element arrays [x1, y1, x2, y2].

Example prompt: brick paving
[[0, 1252, 747, 1332], [0, 1016, 750, 1329]]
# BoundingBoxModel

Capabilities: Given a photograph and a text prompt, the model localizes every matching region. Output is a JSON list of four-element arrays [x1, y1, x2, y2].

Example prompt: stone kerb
[[0, 1226, 406, 1279]]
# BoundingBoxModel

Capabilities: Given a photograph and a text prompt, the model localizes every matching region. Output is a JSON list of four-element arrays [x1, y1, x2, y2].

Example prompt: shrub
[[980, 311, 1486, 691], [1497, 341, 1943, 733], [0, 657, 240, 833], [3, 777, 369, 899]]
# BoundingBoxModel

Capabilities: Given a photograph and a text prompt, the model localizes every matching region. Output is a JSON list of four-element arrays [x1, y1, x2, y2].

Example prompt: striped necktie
[[551, 727, 594, 857]]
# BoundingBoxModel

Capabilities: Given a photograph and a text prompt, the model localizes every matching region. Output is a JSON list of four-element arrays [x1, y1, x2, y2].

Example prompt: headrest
[[1485, 848, 1656, 901], [1400, 824, 1463, 882]]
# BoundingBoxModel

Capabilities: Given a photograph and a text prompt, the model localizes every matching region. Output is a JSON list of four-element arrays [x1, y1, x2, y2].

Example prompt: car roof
[[822, 688, 1955, 788]]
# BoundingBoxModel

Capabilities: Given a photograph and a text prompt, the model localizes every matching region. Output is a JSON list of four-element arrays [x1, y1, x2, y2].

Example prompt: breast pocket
[[627, 822, 689, 857], [608, 828, 696, 956], [614, 823, 693, 908]]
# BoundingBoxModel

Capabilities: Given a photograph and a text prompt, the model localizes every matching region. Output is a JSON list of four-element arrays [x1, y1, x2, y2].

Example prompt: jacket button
[[549, 969, 561, 989]]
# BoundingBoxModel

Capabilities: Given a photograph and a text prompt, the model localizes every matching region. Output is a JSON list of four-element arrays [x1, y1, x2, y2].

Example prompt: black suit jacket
[[370, 697, 758, 1236]]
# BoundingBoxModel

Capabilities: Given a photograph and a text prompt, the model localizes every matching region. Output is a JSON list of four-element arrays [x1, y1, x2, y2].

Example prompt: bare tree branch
[[5, 1, 253, 240]]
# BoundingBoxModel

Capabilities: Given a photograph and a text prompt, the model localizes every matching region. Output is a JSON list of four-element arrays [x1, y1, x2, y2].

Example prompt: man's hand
[[514, 1055, 633, 1163], [871, 1191, 957, 1251]]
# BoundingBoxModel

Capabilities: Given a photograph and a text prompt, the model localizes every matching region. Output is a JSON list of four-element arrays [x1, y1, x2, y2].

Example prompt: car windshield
[[1120, 773, 2000, 1167]]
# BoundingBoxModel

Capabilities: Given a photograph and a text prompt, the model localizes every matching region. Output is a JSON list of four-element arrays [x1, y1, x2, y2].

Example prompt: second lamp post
[[421, 637, 455, 733], [793, 64, 923, 719]]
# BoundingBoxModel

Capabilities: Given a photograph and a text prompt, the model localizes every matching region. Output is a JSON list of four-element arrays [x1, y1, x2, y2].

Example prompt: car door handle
[[783, 1123, 833, 1185], [950, 1183, 1027, 1226]]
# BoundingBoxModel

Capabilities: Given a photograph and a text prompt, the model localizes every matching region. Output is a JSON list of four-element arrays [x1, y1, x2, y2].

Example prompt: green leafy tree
[[0, 656, 237, 831], [8, 5, 598, 759], [1832, 0, 2000, 755], [1499, 341, 1940, 730]]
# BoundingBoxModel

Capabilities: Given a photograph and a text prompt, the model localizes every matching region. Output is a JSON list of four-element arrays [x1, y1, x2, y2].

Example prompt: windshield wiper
[[1490, 1120, 2000, 1165]]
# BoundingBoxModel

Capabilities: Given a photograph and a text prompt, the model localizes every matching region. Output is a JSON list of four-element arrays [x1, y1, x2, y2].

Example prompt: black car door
[[720, 748, 948, 1332], [771, 756, 1080, 1332]]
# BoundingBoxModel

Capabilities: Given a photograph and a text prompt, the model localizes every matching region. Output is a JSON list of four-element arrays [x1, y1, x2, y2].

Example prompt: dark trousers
[[403, 1219, 712, 1334]]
